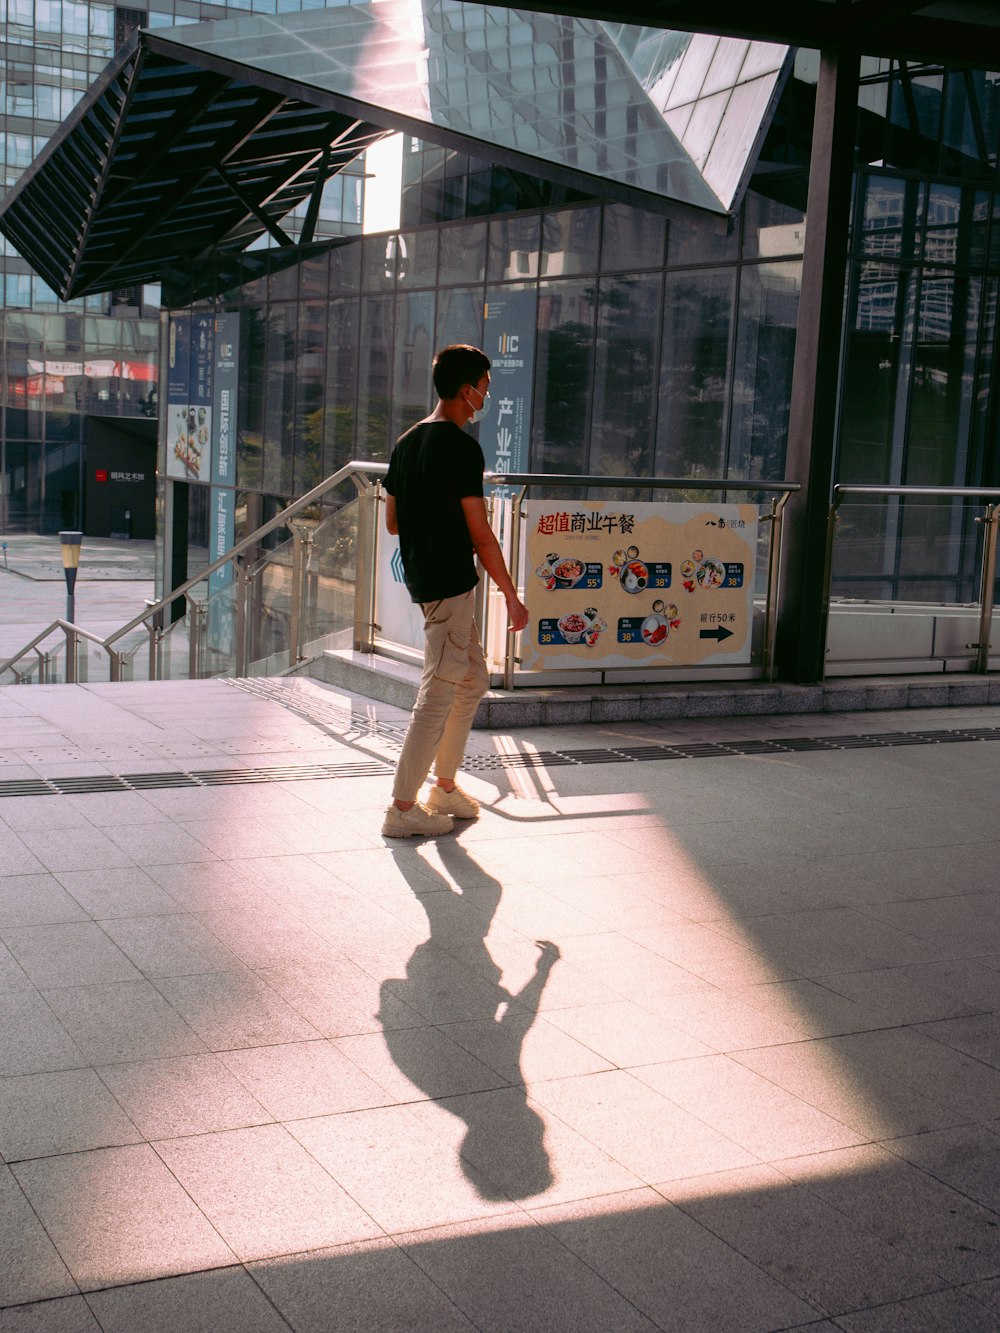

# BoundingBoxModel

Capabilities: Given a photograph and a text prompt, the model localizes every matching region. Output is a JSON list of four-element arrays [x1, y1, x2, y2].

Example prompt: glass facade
[[4, 0, 998, 627], [158, 49, 999, 607], [837, 61, 1000, 601], [154, 0, 771, 217], [0, 0, 366, 533], [166, 184, 805, 522]]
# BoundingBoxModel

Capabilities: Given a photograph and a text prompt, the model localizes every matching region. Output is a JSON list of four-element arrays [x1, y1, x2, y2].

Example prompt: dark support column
[[776, 46, 860, 682], [170, 481, 188, 625]]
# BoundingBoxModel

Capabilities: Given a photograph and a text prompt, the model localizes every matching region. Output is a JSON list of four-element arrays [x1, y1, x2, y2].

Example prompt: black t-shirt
[[385, 419, 485, 603]]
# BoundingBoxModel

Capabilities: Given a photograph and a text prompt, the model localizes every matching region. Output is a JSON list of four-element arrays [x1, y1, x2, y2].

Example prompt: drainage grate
[[459, 724, 1000, 774], [778, 738, 842, 751], [48, 775, 132, 794], [1, 708, 997, 800], [0, 778, 53, 798], [0, 759, 394, 799]]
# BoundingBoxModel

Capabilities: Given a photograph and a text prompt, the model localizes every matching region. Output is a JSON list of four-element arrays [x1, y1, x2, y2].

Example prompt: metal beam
[[298, 144, 331, 247], [216, 164, 295, 247], [775, 45, 861, 682]]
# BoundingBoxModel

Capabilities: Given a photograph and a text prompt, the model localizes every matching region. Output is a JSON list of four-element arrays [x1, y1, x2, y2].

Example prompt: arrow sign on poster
[[699, 625, 734, 641]]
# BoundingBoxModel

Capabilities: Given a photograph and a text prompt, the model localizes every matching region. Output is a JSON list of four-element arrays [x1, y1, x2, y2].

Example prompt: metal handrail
[[2, 466, 800, 687], [833, 484, 1000, 506], [823, 483, 1000, 674], [105, 459, 387, 650], [0, 618, 122, 683], [496, 473, 798, 493]]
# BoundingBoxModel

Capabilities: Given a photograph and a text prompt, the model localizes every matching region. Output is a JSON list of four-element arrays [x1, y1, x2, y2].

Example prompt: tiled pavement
[[0, 538, 155, 663], [1, 675, 1000, 1331]]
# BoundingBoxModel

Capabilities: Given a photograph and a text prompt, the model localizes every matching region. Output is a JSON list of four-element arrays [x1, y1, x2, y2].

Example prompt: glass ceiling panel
[[703, 37, 751, 96], [0, 0, 793, 298], [155, 0, 738, 213], [605, 24, 790, 210]]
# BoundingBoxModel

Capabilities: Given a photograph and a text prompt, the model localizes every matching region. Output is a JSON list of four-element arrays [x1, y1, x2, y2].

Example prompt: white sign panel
[[376, 532, 427, 655]]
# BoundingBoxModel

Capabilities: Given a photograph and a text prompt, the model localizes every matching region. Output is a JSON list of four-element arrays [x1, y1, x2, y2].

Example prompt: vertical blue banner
[[191, 313, 214, 413], [208, 485, 237, 660], [208, 486, 235, 593], [483, 287, 537, 498], [211, 312, 240, 488]]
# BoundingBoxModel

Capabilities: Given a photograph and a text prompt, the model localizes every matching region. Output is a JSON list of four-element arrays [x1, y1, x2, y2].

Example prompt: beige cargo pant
[[392, 589, 490, 803]]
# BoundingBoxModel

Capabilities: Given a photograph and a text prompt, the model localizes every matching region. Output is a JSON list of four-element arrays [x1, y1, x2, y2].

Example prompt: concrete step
[[305, 647, 1000, 727]]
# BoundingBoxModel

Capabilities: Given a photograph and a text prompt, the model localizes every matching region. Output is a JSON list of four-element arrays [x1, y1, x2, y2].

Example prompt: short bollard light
[[59, 530, 83, 623]]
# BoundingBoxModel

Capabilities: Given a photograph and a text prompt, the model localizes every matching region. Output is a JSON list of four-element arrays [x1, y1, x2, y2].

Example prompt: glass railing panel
[[300, 497, 360, 655], [42, 640, 66, 684], [199, 578, 241, 679], [155, 606, 197, 681], [831, 497, 984, 604], [248, 548, 296, 675], [826, 496, 993, 669], [1, 631, 69, 684], [241, 496, 362, 674], [115, 625, 156, 682], [73, 635, 117, 684]]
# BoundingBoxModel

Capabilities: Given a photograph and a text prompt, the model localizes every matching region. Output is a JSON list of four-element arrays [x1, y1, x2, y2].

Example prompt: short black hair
[[432, 344, 491, 401]]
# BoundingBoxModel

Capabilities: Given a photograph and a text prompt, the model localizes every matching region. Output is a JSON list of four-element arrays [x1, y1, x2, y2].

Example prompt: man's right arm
[[385, 494, 398, 535], [460, 496, 529, 632]]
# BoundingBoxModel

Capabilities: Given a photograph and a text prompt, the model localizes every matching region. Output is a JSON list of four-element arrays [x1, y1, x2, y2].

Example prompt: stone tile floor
[[0, 536, 156, 583], [0, 676, 1000, 1330], [0, 538, 156, 665]]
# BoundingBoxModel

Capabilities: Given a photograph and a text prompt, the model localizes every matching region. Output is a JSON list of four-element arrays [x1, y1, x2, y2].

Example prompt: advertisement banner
[[482, 287, 536, 498], [519, 500, 759, 670], [208, 486, 236, 658], [166, 312, 213, 482], [211, 313, 239, 487], [208, 486, 235, 595], [165, 314, 193, 480]]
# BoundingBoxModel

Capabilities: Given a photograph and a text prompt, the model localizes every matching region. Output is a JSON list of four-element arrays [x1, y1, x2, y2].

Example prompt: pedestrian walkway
[[0, 536, 156, 662], [2, 674, 1000, 1330], [0, 535, 156, 583]]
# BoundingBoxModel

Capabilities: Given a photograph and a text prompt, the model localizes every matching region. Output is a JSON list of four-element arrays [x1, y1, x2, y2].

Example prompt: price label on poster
[[520, 501, 758, 670]]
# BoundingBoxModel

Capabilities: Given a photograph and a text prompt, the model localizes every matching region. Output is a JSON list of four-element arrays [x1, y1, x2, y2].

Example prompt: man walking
[[381, 344, 529, 837]]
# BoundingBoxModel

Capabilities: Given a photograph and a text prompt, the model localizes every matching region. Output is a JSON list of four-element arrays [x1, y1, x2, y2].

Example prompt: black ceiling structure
[[492, 1, 1000, 65], [0, 39, 391, 301]]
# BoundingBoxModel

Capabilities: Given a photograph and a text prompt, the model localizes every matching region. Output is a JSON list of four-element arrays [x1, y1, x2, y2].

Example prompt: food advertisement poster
[[166, 312, 213, 483], [482, 287, 536, 500], [520, 501, 759, 670], [165, 314, 192, 480]]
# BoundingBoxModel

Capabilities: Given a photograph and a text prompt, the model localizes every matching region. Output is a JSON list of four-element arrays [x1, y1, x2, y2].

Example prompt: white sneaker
[[426, 785, 480, 819], [382, 802, 454, 838]]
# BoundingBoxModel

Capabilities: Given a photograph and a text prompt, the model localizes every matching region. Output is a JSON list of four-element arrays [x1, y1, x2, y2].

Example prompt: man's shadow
[[380, 837, 560, 1201]]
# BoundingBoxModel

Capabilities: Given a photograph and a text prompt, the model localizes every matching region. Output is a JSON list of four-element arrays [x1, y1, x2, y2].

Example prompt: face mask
[[467, 385, 491, 424]]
